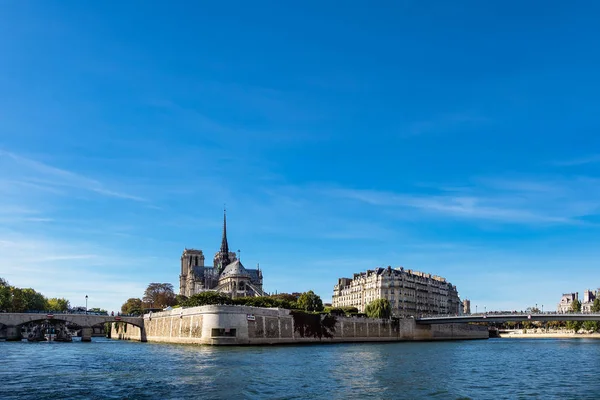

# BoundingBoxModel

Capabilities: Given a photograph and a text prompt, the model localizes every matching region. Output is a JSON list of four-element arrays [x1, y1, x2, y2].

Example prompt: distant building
[[557, 292, 578, 313], [582, 289, 599, 313], [332, 266, 461, 317], [179, 211, 264, 298], [462, 299, 471, 315]]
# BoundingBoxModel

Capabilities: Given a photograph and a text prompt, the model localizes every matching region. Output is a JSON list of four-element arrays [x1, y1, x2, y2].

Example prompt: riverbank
[[499, 329, 600, 339], [111, 305, 489, 345]]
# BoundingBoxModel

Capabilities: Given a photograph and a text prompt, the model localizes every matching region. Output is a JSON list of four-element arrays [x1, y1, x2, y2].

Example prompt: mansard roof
[[219, 259, 250, 279]]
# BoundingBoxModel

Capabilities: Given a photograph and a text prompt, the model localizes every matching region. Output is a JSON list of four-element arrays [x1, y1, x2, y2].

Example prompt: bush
[[232, 296, 294, 308], [182, 292, 232, 307], [341, 306, 359, 314]]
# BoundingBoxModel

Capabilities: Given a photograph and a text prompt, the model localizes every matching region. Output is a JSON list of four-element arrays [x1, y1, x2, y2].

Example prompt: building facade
[[462, 299, 471, 315], [557, 292, 578, 313], [179, 211, 264, 299], [332, 266, 461, 317], [582, 289, 598, 313]]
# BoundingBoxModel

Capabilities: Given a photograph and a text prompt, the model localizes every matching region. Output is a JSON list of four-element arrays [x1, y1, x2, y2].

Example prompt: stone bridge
[[0, 313, 144, 342], [417, 313, 600, 324]]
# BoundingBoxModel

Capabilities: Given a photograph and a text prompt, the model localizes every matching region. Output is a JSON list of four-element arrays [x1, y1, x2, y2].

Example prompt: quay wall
[[111, 305, 488, 345]]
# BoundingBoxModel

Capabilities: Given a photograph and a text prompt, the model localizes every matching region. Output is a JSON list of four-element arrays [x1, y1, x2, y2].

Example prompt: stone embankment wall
[[111, 305, 488, 345]]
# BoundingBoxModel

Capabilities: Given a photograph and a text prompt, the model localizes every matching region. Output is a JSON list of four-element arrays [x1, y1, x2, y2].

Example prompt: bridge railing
[[0, 310, 141, 318], [417, 311, 600, 319]]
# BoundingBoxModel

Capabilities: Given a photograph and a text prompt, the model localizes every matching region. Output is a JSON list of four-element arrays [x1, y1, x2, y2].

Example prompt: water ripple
[[1, 338, 599, 399]]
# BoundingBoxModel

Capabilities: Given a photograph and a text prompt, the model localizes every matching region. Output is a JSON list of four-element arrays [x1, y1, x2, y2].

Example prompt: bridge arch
[[0, 313, 144, 341]]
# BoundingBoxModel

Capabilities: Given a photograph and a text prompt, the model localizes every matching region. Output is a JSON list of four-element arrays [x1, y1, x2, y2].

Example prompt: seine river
[[1, 337, 599, 399]]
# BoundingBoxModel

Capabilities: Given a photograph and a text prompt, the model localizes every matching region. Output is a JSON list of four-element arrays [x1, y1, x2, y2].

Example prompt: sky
[[1, 1, 600, 314]]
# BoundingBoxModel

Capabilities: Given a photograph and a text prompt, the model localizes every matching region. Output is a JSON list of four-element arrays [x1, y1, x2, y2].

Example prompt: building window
[[211, 328, 236, 337]]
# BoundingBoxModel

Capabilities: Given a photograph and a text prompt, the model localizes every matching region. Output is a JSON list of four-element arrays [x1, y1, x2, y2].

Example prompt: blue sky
[[2, 1, 600, 313]]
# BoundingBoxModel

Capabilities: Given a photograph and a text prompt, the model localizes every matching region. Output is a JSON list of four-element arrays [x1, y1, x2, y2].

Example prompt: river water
[[1, 337, 599, 399]]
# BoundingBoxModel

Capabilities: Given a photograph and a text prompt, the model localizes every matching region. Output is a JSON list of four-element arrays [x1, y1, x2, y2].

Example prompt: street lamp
[[484, 306, 486, 314], [85, 295, 88, 315], [476, 305, 478, 314], [542, 304, 544, 313], [536, 303, 538, 313]]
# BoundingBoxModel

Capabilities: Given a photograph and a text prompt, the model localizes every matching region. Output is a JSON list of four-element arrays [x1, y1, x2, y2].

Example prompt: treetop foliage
[[121, 298, 143, 315], [143, 283, 177, 308], [297, 290, 324, 312], [0, 277, 70, 312], [365, 299, 392, 319]]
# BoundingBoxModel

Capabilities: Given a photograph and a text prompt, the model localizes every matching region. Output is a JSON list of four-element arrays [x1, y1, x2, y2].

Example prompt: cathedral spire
[[216, 207, 231, 273], [220, 207, 229, 255]]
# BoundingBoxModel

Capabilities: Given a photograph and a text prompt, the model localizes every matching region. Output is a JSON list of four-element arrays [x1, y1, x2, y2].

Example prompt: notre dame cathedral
[[179, 211, 264, 298]]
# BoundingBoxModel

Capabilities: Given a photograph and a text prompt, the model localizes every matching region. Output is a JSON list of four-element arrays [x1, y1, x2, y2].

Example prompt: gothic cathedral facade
[[179, 211, 264, 298]]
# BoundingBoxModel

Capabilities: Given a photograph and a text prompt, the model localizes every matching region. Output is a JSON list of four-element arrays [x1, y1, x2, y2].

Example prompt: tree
[[47, 298, 70, 312], [297, 290, 323, 312], [121, 298, 143, 315], [365, 299, 392, 319], [0, 278, 10, 312], [592, 298, 600, 313], [143, 283, 177, 309], [566, 299, 583, 332], [8, 287, 47, 312], [582, 320, 598, 332], [175, 294, 188, 306]]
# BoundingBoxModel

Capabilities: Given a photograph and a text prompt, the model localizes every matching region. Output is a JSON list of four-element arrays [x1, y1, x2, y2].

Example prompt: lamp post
[[536, 303, 538, 314], [542, 304, 544, 313], [484, 306, 486, 314], [476, 305, 478, 314], [85, 295, 88, 315]]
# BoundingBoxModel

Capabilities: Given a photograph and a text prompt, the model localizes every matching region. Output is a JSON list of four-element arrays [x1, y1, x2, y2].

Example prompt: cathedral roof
[[219, 259, 250, 279]]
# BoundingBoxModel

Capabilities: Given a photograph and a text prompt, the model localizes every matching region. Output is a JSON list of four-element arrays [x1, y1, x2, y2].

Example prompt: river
[[1, 337, 598, 399]]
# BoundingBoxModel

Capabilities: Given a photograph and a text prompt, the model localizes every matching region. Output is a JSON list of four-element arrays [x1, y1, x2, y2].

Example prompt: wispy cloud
[[0, 149, 147, 202], [323, 175, 600, 225], [0, 232, 168, 312], [405, 112, 490, 137], [552, 154, 600, 166]]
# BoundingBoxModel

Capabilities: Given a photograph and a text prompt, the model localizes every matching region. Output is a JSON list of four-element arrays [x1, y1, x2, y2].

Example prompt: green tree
[[582, 320, 598, 332], [566, 299, 583, 332], [365, 299, 392, 319], [297, 290, 324, 312], [10, 288, 26, 312], [0, 278, 10, 312], [121, 298, 143, 315], [21, 288, 48, 311], [592, 298, 600, 313], [175, 294, 188, 306], [46, 297, 70, 312], [8, 287, 47, 312], [143, 283, 177, 308], [182, 291, 232, 307], [268, 293, 299, 309]]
